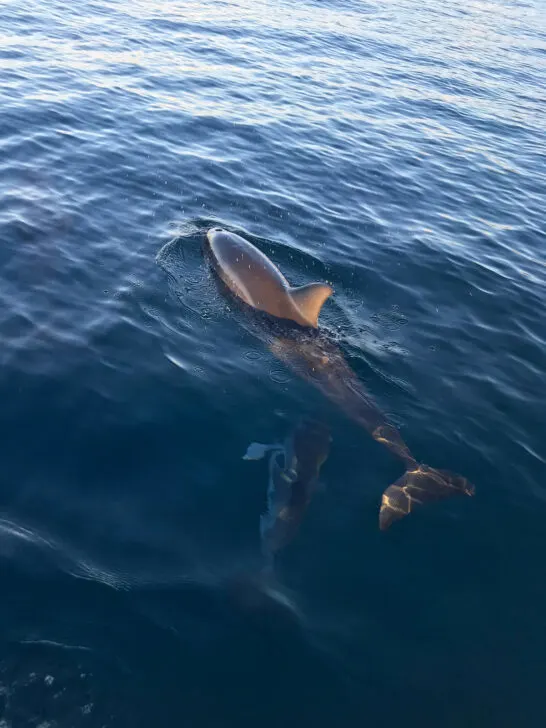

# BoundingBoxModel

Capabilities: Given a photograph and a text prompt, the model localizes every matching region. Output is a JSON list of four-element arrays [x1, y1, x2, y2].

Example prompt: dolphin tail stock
[[378, 463, 476, 531]]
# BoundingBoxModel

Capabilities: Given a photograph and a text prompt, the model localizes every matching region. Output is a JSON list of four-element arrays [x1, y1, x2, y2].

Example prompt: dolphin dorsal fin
[[289, 283, 333, 328]]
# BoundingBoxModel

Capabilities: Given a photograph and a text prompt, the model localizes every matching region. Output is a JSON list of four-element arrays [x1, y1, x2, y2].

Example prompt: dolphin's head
[[206, 227, 225, 243]]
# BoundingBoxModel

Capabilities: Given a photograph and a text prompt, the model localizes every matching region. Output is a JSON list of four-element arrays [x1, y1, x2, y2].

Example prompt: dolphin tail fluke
[[378, 464, 475, 531], [289, 282, 333, 328]]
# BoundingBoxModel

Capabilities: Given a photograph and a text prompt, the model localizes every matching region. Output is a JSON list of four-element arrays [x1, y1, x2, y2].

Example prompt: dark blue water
[[1, 0, 545, 724]]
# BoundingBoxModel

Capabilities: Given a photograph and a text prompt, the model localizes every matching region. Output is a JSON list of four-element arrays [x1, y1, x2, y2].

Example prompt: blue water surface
[[1, 0, 545, 725]]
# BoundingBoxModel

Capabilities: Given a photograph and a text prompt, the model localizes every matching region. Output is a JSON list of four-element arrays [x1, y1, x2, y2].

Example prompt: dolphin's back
[[206, 228, 332, 328], [207, 228, 290, 309]]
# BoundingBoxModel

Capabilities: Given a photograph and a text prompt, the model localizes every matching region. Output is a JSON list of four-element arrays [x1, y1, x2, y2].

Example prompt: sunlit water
[[1, 0, 545, 725]]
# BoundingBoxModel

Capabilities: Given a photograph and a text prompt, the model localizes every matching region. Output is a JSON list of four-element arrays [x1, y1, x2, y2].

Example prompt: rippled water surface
[[1, 0, 545, 725]]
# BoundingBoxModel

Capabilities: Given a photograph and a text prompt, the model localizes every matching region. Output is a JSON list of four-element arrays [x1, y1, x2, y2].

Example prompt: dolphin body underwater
[[205, 228, 475, 529], [243, 418, 331, 569]]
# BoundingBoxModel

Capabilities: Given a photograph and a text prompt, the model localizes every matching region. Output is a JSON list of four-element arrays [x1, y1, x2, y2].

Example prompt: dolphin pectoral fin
[[379, 465, 475, 530], [243, 443, 280, 461], [289, 283, 333, 328]]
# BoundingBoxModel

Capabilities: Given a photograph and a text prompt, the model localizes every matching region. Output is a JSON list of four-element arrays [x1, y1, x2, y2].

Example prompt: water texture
[[0, 0, 545, 725]]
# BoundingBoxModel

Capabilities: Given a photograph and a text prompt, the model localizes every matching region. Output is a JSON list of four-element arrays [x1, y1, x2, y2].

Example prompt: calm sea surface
[[1, 0, 545, 725]]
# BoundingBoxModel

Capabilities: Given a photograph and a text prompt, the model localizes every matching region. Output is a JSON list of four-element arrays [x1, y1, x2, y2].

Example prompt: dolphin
[[243, 417, 331, 568], [206, 227, 333, 328], [205, 228, 475, 529]]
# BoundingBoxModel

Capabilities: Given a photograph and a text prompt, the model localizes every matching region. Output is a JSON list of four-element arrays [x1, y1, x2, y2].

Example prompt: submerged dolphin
[[205, 228, 475, 528], [243, 418, 331, 568]]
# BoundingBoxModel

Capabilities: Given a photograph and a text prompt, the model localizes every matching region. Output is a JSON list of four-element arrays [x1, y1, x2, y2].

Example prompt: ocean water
[[1, 0, 545, 725]]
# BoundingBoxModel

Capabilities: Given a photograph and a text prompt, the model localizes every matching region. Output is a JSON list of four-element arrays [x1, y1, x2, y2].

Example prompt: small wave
[[0, 515, 128, 591]]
